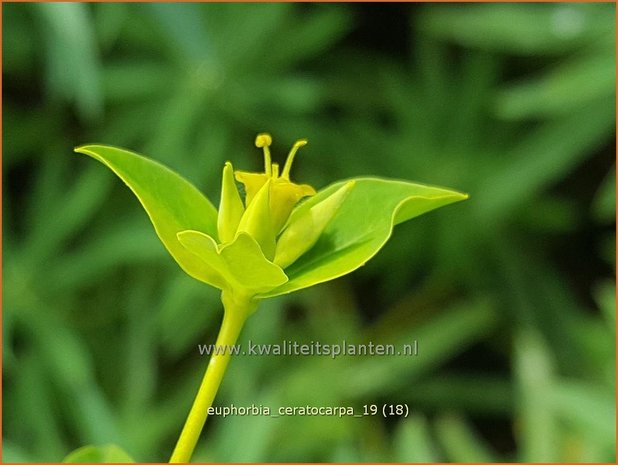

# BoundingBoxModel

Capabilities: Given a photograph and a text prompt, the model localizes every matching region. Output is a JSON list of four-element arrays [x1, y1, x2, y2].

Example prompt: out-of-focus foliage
[[3, 3, 615, 463], [63, 444, 135, 463]]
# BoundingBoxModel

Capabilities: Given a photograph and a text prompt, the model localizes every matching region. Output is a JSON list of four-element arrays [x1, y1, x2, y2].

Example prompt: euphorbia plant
[[74, 134, 467, 463]]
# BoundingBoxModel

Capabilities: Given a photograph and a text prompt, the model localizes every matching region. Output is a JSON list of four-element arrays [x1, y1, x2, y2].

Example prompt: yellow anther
[[282, 139, 308, 180], [255, 133, 273, 176], [255, 133, 272, 148]]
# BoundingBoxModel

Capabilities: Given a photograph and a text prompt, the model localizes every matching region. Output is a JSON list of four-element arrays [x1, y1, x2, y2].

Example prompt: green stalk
[[169, 292, 255, 463]]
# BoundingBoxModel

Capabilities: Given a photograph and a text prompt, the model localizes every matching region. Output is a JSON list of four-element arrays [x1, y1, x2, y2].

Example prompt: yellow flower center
[[235, 134, 316, 234]]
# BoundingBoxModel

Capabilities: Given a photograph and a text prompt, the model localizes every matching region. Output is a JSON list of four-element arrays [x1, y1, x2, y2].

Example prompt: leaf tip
[[446, 190, 470, 202], [73, 144, 89, 154], [73, 144, 102, 159]]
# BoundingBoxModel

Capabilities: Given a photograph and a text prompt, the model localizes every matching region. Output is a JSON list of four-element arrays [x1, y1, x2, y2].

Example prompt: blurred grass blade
[[12, 355, 67, 460], [593, 282, 616, 332], [394, 414, 439, 462], [494, 53, 615, 120], [156, 276, 220, 358], [514, 329, 558, 462], [202, 2, 290, 70], [495, 237, 612, 378], [347, 299, 498, 397], [63, 444, 134, 463], [29, 310, 121, 445], [419, 3, 610, 54], [264, 5, 352, 69], [406, 375, 513, 415], [102, 61, 174, 103], [434, 413, 497, 462], [146, 2, 216, 65], [25, 162, 113, 264], [49, 220, 165, 293], [551, 380, 616, 449], [1, 441, 35, 463], [592, 169, 616, 223], [477, 99, 615, 221], [34, 2, 103, 121]]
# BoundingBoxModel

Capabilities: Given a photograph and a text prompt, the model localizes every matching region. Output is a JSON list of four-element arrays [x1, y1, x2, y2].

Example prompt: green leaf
[[177, 231, 288, 294], [75, 144, 223, 288], [63, 444, 134, 463], [261, 178, 467, 297]]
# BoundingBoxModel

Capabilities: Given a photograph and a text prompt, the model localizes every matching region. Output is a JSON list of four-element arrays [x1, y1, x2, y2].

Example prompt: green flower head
[[216, 133, 323, 262], [75, 134, 467, 309]]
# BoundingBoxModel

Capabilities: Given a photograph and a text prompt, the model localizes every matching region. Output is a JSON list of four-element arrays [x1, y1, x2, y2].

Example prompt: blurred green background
[[3, 2, 616, 463]]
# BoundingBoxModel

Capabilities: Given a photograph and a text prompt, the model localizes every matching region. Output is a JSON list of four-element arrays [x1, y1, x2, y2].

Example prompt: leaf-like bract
[[261, 178, 468, 297], [75, 144, 224, 288]]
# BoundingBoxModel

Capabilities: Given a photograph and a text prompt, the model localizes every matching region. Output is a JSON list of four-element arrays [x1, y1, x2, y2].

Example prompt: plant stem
[[169, 293, 254, 463]]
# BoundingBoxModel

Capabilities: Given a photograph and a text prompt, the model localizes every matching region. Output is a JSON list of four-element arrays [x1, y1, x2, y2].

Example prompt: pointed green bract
[[74, 144, 224, 288], [274, 181, 355, 269], [260, 178, 468, 298], [217, 162, 245, 244], [236, 179, 277, 260], [177, 230, 287, 294]]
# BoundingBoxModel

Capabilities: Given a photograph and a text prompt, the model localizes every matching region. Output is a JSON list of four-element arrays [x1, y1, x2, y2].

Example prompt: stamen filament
[[282, 139, 307, 180], [255, 133, 273, 177], [271, 163, 279, 178]]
